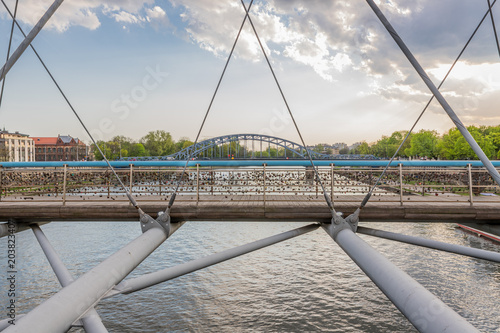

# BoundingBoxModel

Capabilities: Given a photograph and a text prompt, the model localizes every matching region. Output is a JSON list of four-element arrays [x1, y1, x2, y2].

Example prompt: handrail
[[1, 160, 500, 168]]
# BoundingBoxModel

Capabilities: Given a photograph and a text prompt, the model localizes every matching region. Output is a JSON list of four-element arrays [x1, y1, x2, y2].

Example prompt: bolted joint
[[139, 211, 170, 236], [326, 209, 360, 239], [155, 210, 171, 236], [140, 213, 157, 233]]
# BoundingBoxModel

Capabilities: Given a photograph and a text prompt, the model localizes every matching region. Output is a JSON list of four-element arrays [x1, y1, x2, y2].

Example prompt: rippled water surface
[[1, 221, 499, 332]]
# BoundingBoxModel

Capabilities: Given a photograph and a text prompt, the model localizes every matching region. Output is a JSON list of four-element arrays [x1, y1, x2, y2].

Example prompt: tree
[[313, 144, 324, 153], [0, 147, 8, 161], [175, 137, 193, 152], [356, 142, 371, 155], [486, 126, 500, 159], [140, 130, 175, 156], [129, 143, 147, 157], [94, 141, 113, 160], [405, 130, 438, 158], [438, 126, 494, 160]]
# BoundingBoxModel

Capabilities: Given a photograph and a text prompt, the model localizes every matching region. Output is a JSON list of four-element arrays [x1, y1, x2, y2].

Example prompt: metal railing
[[1, 164, 498, 206]]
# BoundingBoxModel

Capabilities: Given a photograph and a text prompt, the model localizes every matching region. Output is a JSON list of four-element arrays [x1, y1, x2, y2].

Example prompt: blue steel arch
[[123, 134, 335, 161], [166, 133, 327, 160]]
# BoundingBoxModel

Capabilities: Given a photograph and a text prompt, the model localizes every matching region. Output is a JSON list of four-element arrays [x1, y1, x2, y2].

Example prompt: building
[[0, 130, 35, 162], [32, 135, 89, 161]]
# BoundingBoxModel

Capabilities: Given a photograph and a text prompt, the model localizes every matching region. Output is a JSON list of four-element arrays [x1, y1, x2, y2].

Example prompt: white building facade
[[0, 130, 35, 162]]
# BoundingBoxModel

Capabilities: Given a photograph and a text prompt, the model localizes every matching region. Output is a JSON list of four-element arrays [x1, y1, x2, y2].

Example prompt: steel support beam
[[4, 222, 174, 333], [357, 226, 500, 263], [0, 0, 64, 82], [106, 223, 319, 297], [30, 224, 108, 332], [323, 223, 478, 333], [365, 0, 500, 188], [0, 315, 24, 331]]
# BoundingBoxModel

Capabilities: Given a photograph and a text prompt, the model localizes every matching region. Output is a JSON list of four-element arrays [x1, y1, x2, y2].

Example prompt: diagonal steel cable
[[1, 0, 145, 214], [487, 0, 500, 57], [0, 0, 19, 109], [239, 0, 335, 212], [166, 0, 254, 209], [359, 0, 498, 209]]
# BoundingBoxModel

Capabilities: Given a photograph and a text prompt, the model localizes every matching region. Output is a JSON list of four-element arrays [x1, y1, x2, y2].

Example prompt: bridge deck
[[1, 195, 499, 223]]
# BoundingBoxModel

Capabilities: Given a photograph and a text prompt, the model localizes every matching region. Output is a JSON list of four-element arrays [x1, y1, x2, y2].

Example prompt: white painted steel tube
[[4, 226, 168, 333], [0, 0, 64, 82], [324, 226, 479, 333], [31, 225, 108, 333], [365, 0, 500, 188], [357, 226, 500, 263], [31, 225, 74, 286], [108, 223, 320, 296]]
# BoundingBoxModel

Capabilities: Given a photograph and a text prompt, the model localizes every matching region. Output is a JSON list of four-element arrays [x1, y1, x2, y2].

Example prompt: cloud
[[169, 0, 499, 95], [1, 0, 498, 124], [0, 0, 167, 32]]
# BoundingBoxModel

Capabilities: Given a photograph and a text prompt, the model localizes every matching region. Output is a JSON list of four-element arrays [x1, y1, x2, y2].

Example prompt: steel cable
[[166, 0, 254, 209], [487, 0, 500, 57], [238, 0, 335, 212], [0, 0, 19, 109], [359, 0, 498, 209], [1, 0, 145, 214]]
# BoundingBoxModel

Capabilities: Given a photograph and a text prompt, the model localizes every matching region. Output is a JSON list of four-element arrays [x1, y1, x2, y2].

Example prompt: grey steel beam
[[30, 224, 108, 332], [357, 226, 500, 263], [0, 221, 28, 238], [0, 221, 50, 238], [0, 0, 64, 82], [106, 223, 319, 297], [365, 0, 500, 188], [4, 220, 174, 333], [323, 223, 478, 333], [0, 315, 24, 330]]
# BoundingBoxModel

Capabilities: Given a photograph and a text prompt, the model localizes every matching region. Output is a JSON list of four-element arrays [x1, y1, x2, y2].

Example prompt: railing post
[[196, 163, 200, 203], [422, 171, 425, 197], [210, 167, 214, 196], [129, 164, 134, 203], [159, 168, 162, 196], [62, 164, 67, 206], [0, 166, 3, 202], [399, 163, 403, 206], [316, 172, 319, 198], [468, 164, 474, 207], [263, 163, 267, 207], [330, 163, 334, 203], [54, 167, 59, 197], [107, 172, 111, 199]]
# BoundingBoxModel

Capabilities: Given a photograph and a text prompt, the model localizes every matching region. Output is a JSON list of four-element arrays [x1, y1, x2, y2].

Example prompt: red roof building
[[32, 135, 90, 161]]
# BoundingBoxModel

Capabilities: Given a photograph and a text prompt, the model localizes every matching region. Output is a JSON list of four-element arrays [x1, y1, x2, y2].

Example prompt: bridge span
[[1, 160, 499, 224], [1, 195, 499, 225], [2, 0, 500, 330]]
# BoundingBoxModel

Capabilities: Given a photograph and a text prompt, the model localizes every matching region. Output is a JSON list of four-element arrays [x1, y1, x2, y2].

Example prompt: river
[[1, 221, 499, 332]]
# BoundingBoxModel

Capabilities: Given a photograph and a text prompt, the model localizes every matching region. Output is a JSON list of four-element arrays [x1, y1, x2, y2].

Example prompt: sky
[[0, 0, 499, 146]]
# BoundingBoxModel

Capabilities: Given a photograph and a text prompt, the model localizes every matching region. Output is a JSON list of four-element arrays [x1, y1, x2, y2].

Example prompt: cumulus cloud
[[0, 0, 168, 32], [169, 0, 500, 108], [1, 0, 498, 120]]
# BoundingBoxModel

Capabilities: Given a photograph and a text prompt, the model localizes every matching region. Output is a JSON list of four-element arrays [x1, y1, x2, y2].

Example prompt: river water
[[1, 221, 499, 332]]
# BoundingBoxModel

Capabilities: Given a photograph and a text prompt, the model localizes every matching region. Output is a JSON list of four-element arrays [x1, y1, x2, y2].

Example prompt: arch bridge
[[122, 134, 375, 161]]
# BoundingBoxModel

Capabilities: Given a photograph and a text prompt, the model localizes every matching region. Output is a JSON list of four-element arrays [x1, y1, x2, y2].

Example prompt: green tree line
[[94, 131, 193, 160], [94, 125, 500, 160], [347, 125, 500, 160]]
